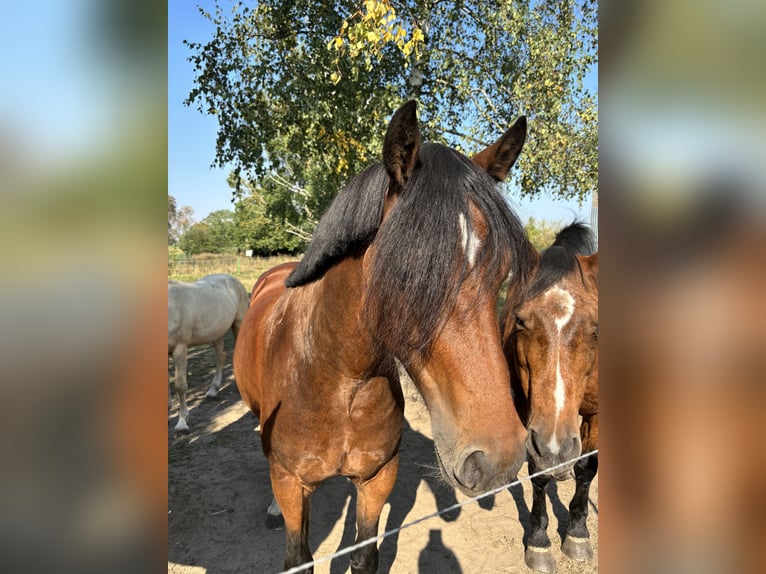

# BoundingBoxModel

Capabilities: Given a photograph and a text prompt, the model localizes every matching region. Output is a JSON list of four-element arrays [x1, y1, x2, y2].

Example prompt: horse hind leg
[[172, 345, 190, 433], [205, 337, 226, 400], [350, 454, 399, 574], [231, 317, 241, 343], [524, 461, 556, 573], [168, 356, 173, 410]]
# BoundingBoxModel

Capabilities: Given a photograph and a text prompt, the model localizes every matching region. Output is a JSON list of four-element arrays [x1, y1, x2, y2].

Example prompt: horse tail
[[232, 279, 250, 343]]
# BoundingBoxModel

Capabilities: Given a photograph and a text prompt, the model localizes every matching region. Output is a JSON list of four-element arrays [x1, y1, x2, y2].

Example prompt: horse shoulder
[[235, 263, 299, 416]]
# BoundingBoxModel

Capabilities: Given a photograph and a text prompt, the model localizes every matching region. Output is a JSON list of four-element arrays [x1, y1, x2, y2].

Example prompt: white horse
[[168, 273, 249, 433]]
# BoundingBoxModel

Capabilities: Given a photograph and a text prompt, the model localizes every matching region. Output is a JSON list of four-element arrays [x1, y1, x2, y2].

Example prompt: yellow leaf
[[366, 30, 378, 43]]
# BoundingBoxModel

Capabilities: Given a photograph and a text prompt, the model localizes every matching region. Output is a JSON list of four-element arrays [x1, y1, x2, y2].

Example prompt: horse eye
[[514, 315, 526, 329]]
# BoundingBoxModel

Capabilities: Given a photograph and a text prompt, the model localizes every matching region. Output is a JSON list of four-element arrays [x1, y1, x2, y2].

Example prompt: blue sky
[[169, 1, 236, 217], [169, 1, 596, 225]]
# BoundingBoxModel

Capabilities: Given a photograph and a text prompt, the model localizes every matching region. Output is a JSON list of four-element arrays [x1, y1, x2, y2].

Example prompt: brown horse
[[501, 222, 598, 572], [233, 101, 535, 573]]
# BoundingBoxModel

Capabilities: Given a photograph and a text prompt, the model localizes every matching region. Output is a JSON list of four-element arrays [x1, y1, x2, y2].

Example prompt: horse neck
[[306, 255, 381, 375]]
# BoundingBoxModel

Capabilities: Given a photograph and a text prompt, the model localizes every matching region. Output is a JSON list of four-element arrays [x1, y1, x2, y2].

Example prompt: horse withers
[[233, 101, 535, 573], [168, 273, 249, 433], [502, 223, 598, 572]]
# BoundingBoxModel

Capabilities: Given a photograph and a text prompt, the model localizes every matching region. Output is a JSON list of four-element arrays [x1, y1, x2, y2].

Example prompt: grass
[[168, 254, 298, 287]]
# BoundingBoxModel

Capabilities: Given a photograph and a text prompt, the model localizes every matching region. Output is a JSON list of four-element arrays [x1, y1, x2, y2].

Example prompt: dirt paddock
[[168, 336, 598, 573]]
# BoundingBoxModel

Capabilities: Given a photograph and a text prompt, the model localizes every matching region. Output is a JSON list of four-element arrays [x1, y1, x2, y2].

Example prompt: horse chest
[[270, 377, 403, 483]]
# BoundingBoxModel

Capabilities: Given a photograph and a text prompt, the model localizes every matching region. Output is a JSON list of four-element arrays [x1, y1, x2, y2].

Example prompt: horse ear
[[581, 252, 598, 286], [383, 100, 421, 190], [472, 116, 527, 182]]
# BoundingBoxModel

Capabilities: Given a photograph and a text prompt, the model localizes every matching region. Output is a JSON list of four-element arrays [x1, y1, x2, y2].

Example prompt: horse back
[[248, 261, 299, 307], [168, 274, 247, 348]]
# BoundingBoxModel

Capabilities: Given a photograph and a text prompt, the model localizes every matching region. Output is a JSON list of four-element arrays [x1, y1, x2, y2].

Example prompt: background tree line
[[180, 0, 597, 255], [169, 193, 561, 255]]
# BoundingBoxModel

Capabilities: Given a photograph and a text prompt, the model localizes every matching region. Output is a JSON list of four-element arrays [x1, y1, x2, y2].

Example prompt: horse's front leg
[[270, 464, 313, 573], [171, 345, 190, 433], [525, 459, 556, 572], [350, 453, 399, 574], [265, 496, 285, 530], [205, 337, 226, 399], [562, 414, 598, 561]]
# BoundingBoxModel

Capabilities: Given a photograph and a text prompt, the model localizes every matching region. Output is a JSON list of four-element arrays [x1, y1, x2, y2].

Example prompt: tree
[[177, 209, 239, 255], [524, 216, 561, 251], [202, 209, 238, 252], [168, 195, 176, 244], [185, 0, 597, 247], [177, 222, 212, 255], [168, 194, 196, 245], [232, 174, 308, 255]]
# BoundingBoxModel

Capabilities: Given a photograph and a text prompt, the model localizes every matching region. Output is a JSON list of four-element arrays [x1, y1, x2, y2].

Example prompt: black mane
[[527, 222, 596, 299], [287, 142, 533, 360], [284, 163, 388, 287], [365, 143, 532, 359]]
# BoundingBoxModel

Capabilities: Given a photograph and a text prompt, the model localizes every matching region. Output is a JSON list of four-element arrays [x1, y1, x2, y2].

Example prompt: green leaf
[[184, 0, 598, 255]]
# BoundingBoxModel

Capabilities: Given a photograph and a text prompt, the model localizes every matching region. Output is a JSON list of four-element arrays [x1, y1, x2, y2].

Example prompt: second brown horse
[[502, 222, 598, 572], [233, 101, 534, 573]]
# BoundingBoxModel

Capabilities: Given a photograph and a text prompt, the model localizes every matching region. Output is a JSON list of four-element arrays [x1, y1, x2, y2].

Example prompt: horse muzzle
[[526, 427, 582, 478], [436, 443, 526, 496]]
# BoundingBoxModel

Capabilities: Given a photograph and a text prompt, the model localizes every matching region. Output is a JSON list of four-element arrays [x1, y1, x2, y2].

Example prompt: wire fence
[[278, 450, 599, 574], [168, 255, 297, 285]]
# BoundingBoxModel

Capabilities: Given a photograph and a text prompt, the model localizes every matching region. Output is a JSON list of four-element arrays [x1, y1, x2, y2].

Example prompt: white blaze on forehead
[[549, 355, 566, 453], [546, 286, 575, 331], [544, 286, 575, 441], [554, 360, 566, 418], [458, 212, 480, 266]]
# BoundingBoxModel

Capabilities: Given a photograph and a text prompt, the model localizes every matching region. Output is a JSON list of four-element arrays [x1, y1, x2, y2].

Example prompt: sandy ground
[[168, 337, 598, 573]]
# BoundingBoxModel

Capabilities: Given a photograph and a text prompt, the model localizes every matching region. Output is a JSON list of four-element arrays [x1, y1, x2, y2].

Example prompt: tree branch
[[284, 221, 313, 242], [442, 129, 490, 147]]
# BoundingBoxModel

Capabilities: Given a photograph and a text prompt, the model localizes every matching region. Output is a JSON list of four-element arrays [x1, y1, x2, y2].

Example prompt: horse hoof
[[562, 535, 593, 561], [174, 421, 190, 434], [525, 546, 556, 572], [205, 391, 219, 401], [265, 512, 285, 531]]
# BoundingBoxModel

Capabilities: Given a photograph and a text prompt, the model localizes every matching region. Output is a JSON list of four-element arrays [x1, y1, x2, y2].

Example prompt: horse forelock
[[364, 143, 530, 360], [527, 222, 596, 300]]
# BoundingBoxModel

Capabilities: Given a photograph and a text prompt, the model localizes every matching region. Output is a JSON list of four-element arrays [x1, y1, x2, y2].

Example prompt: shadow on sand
[[169, 340, 461, 573]]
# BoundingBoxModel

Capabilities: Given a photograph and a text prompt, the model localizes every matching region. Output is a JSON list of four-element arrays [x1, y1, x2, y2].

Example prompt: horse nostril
[[561, 436, 581, 461], [458, 451, 488, 491]]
